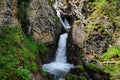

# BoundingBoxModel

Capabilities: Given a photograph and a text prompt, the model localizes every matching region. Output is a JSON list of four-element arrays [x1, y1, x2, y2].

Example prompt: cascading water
[[55, 33, 68, 63], [42, 10, 73, 80], [56, 10, 71, 29]]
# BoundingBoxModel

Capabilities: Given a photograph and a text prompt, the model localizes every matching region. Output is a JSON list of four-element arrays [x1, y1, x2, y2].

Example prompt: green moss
[[79, 45, 84, 49], [114, 16, 120, 27], [67, 74, 77, 80], [41, 69, 47, 76], [89, 0, 107, 20], [38, 42, 47, 53], [101, 46, 120, 79], [55, 17, 60, 25], [80, 76, 87, 80], [102, 46, 120, 61], [107, 0, 120, 21], [48, 0, 53, 7], [87, 21, 97, 29], [75, 20, 80, 24], [104, 62, 120, 80], [78, 65, 85, 72], [87, 63, 104, 71]]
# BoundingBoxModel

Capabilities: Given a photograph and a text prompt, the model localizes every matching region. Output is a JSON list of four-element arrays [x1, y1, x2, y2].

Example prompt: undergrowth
[[0, 26, 47, 80]]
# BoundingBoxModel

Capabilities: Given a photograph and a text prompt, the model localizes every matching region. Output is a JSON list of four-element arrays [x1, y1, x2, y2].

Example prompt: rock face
[[0, 0, 18, 33], [29, 0, 57, 43], [28, 0, 64, 64]]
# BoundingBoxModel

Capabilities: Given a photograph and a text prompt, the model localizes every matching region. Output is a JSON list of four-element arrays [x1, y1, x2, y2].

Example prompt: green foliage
[[106, 0, 120, 21], [95, 0, 107, 10], [41, 69, 47, 76], [38, 42, 47, 53], [102, 46, 120, 61], [87, 63, 104, 71], [89, 0, 107, 20], [80, 76, 87, 80], [16, 68, 31, 80], [75, 20, 80, 24], [67, 74, 77, 80], [24, 36, 39, 53], [102, 46, 120, 79], [0, 26, 47, 79], [104, 62, 120, 80], [24, 61, 38, 72], [55, 17, 60, 25], [113, 16, 120, 28], [78, 65, 85, 72], [48, 0, 53, 7], [0, 54, 19, 79], [87, 21, 97, 29]]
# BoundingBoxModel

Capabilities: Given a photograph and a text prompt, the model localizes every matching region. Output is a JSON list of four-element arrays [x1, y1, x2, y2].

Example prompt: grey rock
[[0, 0, 18, 31], [29, 0, 62, 44]]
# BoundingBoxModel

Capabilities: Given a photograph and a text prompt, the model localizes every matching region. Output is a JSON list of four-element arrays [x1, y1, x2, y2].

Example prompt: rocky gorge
[[0, 0, 120, 80]]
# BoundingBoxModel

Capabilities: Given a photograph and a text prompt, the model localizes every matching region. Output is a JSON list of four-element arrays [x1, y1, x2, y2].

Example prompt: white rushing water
[[55, 33, 68, 63], [42, 9, 73, 80], [42, 33, 74, 78], [56, 10, 71, 29]]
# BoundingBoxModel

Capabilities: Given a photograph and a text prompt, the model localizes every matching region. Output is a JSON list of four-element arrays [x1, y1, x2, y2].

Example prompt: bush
[[16, 68, 31, 80], [102, 46, 120, 61], [0, 26, 47, 79]]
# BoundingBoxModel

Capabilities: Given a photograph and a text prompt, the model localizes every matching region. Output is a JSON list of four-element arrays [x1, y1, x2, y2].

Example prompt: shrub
[[102, 46, 120, 61], [0, 26, 46, 79], [16, 68, 31, 80]]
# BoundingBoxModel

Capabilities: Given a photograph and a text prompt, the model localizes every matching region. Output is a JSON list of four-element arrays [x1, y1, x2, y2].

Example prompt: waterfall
[[42, 9, 73, 80], [42, 33, 73, 78], [56, 10, 71, 29], [55, 33, 68, 63]]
